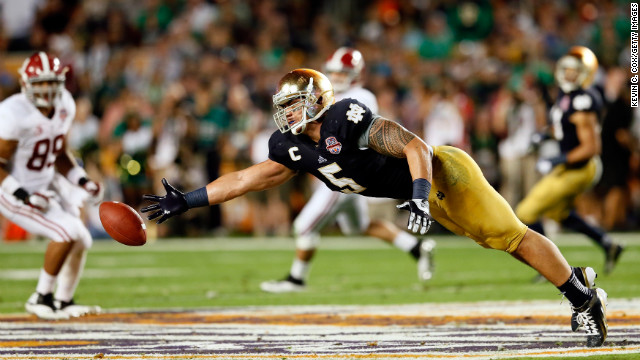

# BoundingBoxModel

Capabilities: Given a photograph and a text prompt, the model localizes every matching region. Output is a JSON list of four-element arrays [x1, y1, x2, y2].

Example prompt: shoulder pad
[[0, 95, 34, 138], [325, 98, 374, 127], [572, 88, 602, 112], [268, 130, 300, 169]]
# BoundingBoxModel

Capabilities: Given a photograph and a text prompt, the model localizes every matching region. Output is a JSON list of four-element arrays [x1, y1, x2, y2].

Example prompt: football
[[99, 201, 147, 246]]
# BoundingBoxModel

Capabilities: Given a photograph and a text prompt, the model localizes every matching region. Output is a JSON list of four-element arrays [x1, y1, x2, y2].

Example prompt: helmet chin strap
[[291, 122, 306, 135], [290, 101, 331, 135], [291, 111, 308, 135]]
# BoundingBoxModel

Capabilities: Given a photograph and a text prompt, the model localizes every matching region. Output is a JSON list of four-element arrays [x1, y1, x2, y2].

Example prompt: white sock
[[290, 258, 310, 281], [54, 243, 87, 302], [35, 269, 56, 295], [392, 231, 419, 252]]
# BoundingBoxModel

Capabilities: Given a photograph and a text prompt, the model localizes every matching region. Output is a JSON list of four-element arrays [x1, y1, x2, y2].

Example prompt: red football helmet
[[323, 47, 364, 94], [18, 52, 68, 108]]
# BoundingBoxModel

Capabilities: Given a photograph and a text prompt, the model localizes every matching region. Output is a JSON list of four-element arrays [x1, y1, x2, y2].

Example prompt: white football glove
[[25, 192, 50, 212], [80, 178, 104, 204], [536, 155, 567, 175], [3, 176, 50, 212], [397, 199, 433, 235], [535, 159, 553, 175]]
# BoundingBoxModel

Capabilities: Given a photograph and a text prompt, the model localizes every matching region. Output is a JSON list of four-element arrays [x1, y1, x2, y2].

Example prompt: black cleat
[[571, 288, 608, 347], [571, 267, 597, 332], [604, 243, 624, 274], [25, 292, 69, 320], [55, 298, 102, 317]]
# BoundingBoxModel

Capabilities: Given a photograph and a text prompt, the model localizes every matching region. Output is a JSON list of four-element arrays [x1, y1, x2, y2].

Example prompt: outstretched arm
[[142, 160, 296, 223], [205, 159, 296, 204], [368, 118, 433, 234]]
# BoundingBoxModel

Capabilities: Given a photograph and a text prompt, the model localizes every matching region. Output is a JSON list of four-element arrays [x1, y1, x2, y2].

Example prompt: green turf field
[[0, 233, 638, 313]]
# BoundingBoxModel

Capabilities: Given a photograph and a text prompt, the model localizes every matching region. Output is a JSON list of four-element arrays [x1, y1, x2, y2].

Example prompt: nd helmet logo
[[325, 136, 342, 154]]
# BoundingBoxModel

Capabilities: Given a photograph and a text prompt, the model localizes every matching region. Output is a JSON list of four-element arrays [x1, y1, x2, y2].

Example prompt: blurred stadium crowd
[[0, 0, 637, 239]]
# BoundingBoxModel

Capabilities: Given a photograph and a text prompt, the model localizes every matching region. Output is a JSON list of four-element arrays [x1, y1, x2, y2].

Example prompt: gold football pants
[[515, 158, 601, 224], [429, 146, 527, 253]]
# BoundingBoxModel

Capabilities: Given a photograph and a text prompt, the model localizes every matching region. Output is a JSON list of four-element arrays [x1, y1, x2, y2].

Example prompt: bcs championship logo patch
[[325, 136, 342, 154]]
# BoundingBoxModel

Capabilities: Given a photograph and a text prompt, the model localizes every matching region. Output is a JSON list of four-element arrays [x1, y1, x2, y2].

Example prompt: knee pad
[[70, 219, 93, 249]]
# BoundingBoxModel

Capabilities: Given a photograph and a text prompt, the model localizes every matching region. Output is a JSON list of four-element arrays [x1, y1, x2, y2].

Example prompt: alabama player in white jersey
[[0, 52, 103, 319], [260, 47, 435, 293]]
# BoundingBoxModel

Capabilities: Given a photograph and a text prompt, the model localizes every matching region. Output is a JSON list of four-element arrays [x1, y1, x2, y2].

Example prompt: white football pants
[[293, 184, 370, 250], [0, 188, 92, 248]]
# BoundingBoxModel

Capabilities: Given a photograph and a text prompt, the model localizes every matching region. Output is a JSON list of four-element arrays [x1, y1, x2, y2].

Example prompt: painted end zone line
[[1, 301, 639, 359]]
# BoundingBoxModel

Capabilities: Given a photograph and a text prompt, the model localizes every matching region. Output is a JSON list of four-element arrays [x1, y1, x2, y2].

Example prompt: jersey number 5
[[27, 135, 65, 171], [318, 162, 366, 194]]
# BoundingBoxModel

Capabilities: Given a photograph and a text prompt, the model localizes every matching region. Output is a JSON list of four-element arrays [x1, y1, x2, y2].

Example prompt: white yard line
[[98, 298, 640, 318]]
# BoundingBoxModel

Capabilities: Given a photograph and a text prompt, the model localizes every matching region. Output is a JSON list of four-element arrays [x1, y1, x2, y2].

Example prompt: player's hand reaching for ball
[[141, 178, 189, 224]]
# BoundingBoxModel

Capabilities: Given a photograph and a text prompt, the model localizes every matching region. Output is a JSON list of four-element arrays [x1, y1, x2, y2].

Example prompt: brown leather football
[[99, 201, 147, 246]]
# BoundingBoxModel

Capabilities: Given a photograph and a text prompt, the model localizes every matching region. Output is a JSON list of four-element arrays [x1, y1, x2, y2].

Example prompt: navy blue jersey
[[268, 99, 413, 199], [549, 87, 603, 156]]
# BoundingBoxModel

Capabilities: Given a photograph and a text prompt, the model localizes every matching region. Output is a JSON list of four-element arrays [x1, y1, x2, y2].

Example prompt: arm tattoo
[[368, 118, 416, 158]]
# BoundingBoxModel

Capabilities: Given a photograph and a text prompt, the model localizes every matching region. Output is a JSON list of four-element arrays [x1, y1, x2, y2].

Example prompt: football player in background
[[516, 46, 624, 275], [0, 52, 103, 319], [143, 68, 609, 347], [260, 47, 434, 293]]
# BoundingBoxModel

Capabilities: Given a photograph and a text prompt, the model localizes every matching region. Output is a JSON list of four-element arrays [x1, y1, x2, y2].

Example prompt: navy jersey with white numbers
[[268, 99, 413, 199], [549, 87, 603, 157]]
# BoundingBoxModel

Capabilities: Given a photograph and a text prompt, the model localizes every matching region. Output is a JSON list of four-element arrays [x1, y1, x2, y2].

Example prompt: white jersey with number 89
[[0, 89, 76, 193]]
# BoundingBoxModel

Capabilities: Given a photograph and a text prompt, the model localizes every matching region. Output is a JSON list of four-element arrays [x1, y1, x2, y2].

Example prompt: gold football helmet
[[273, 68, 335, 135], [555, 46, 598, 93]]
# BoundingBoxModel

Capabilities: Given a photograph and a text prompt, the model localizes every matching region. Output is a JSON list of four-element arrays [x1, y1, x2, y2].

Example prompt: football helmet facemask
[[323, 47, 365, 94], [18, 52, 68, 108], [273, 69, 335, 135], [555, 46, 598, 93]]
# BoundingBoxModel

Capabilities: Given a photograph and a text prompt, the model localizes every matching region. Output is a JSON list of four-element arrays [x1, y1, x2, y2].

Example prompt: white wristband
[[66, 166, 87, 185], [1, 175, 21, 195]]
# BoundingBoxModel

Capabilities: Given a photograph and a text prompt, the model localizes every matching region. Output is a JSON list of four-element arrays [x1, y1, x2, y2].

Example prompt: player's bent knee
[[68, 219, 93, 249], [76, 230, 93, 249], [478, 226, 527, 254], [340, 223, 363, 236], [295, 233, 319, 250], [358, 218, 371, 235]]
